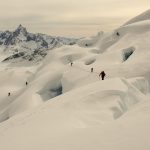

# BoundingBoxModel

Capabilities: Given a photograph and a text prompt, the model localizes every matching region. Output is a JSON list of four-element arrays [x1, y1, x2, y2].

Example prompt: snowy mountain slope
[[0, 10, 150, 150], [123, 9, 150, 26], [0, 77, 149, 150]]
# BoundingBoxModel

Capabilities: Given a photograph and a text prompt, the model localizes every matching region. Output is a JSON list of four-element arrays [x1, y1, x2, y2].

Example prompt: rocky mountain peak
[[14, 24, 28, 36]]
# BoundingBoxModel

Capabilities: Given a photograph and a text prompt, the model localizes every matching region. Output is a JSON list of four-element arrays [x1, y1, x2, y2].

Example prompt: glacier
[[0, 10, 150, 150]]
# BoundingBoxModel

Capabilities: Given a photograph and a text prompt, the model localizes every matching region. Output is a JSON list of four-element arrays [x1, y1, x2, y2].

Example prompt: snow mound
[[84, 57, 96, 65]]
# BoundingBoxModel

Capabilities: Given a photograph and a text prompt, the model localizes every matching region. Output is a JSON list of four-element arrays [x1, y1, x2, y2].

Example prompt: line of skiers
[[91, 67, 106, 80], [69, 32, 120, 79], [8, 81, 28, 96], [8, 64, 107, 97], [70, 63, 106, 80]]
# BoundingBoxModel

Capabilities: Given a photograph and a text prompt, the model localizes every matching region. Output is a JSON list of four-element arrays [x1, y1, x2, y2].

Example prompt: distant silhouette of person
[[91, 68, 94, 73], [99, 71, 106, 80], [116, 32, 120, 36], [8, 92, 10, 96], [26, 82, 28, 86], [71, 62, 73, 66]]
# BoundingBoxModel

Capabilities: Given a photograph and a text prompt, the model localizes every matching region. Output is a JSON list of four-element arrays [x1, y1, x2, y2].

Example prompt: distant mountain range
[[0, 25, 78, 62]]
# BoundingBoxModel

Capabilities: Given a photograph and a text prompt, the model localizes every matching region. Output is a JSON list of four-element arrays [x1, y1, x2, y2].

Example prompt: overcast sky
[[0, 0, 149, 37]]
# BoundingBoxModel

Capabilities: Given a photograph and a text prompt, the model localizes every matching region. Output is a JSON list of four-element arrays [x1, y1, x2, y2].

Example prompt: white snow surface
[[123, 9, 150, 26], [0, 10, 150, 150]]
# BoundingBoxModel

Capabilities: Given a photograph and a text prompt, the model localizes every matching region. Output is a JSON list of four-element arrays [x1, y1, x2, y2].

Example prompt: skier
[[26, 81, 28, 86], [8, 92, 10, 96], [71, 62, 73, 66], [91, 68, 94, 73], [99, 71, 106, 80], [116, 32, 120, 36]]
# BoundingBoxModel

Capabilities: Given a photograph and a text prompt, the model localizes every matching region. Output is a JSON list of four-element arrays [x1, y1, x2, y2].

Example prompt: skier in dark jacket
[[99, 71, 106, 80], [116, 32, 120, 36], [26, 82, 28, 86], [8, 92, 10, 96], [91, 68, 94, 73]]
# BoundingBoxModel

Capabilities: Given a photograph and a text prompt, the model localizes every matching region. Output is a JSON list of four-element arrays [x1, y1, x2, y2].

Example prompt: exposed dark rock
[[3, 52, 25, 62], [0, 25, 78, 62]]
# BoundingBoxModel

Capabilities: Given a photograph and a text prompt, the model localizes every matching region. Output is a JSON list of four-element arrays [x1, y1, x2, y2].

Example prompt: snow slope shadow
[[0, 110, 9, 123], [84, 57, 96, 65], [90, 49, 101, 54], [37, 75, 63, 102], [122, 47, 135, 62], [87, 89, 140, 120], [60, 53, 84, 65], [111, 78, 146, 119]]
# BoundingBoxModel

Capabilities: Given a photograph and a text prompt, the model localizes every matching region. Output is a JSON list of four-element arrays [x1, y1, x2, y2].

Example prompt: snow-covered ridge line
[[123, 9, 150, 26]]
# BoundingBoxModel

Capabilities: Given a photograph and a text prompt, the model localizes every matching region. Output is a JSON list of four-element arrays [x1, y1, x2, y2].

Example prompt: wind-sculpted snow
[[0, 10, 150, 150]]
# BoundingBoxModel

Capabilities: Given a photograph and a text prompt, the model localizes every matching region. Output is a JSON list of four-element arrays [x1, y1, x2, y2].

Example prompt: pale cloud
[[0, 0, 149, 36]]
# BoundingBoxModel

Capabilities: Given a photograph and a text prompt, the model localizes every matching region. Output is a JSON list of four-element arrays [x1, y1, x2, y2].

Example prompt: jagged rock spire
[[14, 24, 28, 36]]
